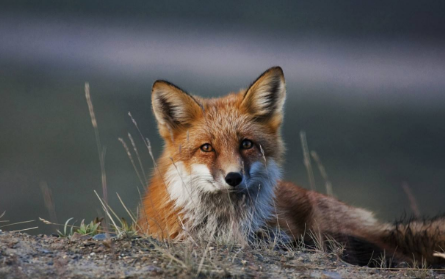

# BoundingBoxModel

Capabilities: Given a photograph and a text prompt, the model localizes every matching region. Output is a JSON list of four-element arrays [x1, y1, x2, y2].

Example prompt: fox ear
[[241, 66, 286, 126], [151, 80, 202, 135]]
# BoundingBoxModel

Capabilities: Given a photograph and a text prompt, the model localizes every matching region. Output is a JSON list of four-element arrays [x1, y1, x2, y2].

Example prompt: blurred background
[[1, 1, 444, 234]]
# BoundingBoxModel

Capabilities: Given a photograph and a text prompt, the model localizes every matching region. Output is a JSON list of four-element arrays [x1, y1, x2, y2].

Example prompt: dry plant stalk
[[128, 133, 148, 183], [1, 215, 38, 233], [197, 229, 216, 275], [402, 182, 421, 219], [94, 190, 121, 236], [10, 227, 39, 233], [310, 151, 334, 196], [85, 82, 108, 205], [0, 211, 8, 223], [118, 137, 145, 187], [40, 181, 58, 228], [0, 219, 35, 228], [300, 131, 316, 191]]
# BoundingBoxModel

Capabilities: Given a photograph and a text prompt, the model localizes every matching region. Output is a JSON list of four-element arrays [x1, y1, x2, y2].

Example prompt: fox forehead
[[185, 92, 255, 141]]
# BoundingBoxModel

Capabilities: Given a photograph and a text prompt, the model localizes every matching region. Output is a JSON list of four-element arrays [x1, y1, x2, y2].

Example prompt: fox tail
[[339, 216, 445, 267]]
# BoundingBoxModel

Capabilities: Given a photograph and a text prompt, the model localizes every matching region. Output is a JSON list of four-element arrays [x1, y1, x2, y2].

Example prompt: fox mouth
[[209, 176, 253, 192], [209, 178, 265, 198]]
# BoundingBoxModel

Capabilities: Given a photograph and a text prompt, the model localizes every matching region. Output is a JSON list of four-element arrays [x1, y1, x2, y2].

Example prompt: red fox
[[138, 67, 445, 267]]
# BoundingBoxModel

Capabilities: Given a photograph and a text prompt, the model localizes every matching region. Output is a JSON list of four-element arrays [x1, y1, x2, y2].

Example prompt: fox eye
[[241, 139, 254, 150], [200, 143, 213, 152]]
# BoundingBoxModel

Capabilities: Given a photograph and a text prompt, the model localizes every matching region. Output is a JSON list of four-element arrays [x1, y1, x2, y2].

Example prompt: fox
[[138, 66, 445, 267]]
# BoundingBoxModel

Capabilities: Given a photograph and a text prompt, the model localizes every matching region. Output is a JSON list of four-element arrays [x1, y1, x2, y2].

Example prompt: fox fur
[[138, 66, 445, 267]]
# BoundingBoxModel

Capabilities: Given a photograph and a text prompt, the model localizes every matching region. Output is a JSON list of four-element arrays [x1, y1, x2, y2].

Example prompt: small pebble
[[92, 233, 117, 240]]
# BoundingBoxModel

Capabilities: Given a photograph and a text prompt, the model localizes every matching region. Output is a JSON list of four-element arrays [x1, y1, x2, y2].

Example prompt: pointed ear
[[240, 66, 286, 126], [151, 80, 202, 136]]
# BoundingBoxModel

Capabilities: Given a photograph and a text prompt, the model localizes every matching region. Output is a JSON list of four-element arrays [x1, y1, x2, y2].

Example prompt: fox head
[[150, 66, 286, 241]]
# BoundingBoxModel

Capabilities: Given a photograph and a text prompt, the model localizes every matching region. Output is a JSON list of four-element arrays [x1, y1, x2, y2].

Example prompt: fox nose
[[225, 172, 243, 187]]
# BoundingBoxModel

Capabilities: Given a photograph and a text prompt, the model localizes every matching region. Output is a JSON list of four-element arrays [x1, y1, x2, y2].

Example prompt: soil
[[1, 230, 444, 279]]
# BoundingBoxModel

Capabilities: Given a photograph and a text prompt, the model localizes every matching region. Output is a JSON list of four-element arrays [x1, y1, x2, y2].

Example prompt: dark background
[[1, 1, 444, 234]]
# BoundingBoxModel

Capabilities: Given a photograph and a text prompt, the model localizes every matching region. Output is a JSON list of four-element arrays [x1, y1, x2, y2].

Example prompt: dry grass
[[402, 182, 421, 219], [300, 131, 316, 191], [0, 212, 37, 233], [310, 151, 334, 197]]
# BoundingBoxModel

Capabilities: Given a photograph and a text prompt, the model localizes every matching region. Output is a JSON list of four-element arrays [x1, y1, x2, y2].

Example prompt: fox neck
[[160, 159, 281, 243]]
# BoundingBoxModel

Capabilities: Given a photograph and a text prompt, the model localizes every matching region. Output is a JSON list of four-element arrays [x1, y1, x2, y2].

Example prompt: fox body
[[139, 67, 445, 267]]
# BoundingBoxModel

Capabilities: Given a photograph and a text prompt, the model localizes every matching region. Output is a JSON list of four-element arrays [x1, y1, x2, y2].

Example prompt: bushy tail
[[338, 216, 445, 267], [382, 217, 445, 267]]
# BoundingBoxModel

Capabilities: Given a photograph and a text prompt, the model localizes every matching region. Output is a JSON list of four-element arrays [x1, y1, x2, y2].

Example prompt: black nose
[[225, 172, 243, 187]]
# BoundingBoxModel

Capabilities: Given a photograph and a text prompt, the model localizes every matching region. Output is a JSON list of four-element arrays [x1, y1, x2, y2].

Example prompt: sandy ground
[[1, 231, 444, 279]]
